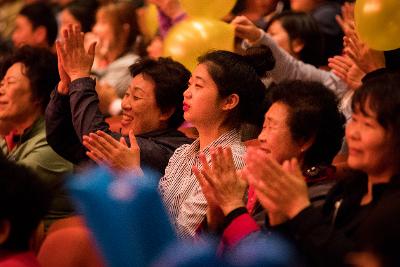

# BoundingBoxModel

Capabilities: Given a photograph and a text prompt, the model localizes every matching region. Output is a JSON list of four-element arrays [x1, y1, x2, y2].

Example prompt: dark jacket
[[279, 170, 400, 267], [45, 77, 192, 176], [311, 1, 343, 64], [221, 170, 400, 266]]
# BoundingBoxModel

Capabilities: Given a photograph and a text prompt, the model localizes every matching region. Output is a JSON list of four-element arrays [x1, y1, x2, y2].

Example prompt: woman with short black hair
[[265, 11, 324, 67], [46, 25, 192, 175], [242, 70, 400, 266], [0, 46, 73, 225]]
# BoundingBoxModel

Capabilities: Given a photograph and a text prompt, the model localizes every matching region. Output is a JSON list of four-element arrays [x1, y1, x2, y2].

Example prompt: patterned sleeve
[[176, 144, 246, 238], [158, 143, 190, 197]]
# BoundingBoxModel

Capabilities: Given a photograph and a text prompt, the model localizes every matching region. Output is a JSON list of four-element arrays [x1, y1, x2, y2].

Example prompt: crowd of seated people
[[1, 0, 400, 266]]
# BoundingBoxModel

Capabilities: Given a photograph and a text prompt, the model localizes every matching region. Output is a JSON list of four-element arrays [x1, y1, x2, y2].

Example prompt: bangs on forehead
[[351, 72, 400, 130], [351, 87, 381, 118]]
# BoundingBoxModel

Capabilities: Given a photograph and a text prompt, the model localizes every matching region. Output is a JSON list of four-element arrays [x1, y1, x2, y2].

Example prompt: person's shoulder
[[227, 142, 246, 168], [137, 129, 193, 150], [109, 52, 140, 69], [171, 142, 193, 157]]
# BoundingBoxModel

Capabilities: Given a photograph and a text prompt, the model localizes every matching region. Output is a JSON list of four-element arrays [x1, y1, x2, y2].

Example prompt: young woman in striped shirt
[[158, 46, 274, 238]]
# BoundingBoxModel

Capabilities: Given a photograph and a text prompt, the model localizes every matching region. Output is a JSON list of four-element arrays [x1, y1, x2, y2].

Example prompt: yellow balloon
[[355, 0, 400, 50], [143, 4, 159, 39], [163, 18, 235, 71], [180, 0, 237, 19]]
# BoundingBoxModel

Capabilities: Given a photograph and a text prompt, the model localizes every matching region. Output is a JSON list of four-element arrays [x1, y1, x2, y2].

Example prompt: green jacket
[[1, 117, 74, 223]]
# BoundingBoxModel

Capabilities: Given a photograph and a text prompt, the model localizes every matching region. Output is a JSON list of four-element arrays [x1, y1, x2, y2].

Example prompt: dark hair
[[19, 2, 58, 47], [0, 159, 52, 251], [266, 11, 324, 67], [267, 80, 345, 169], [197, 45, 275, 128], [231, 0, 247, 15], [352, 70, 400, 171], [129, 57, 191, 128], [62, 0, 99, 33], [0, 46, 59, 112]]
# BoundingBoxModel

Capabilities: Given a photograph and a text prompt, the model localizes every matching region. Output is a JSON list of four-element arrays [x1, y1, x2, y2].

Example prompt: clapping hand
[[193, 147, 247, 231], [83, 130, 143, 176], [328, 55, 365, 90], [56, 24, 96, 83], [244, 147, 310, 224]]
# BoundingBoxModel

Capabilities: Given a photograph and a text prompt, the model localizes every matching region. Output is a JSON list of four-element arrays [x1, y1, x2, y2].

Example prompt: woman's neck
[[13, 110, 41, 135], [102, 39, 129, 64], [104, 48, 124, 64], [369, 171, 393, 184], [197, 124, 235, 151]]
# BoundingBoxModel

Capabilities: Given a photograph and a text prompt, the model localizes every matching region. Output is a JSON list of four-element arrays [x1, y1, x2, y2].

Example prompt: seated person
[[222, 70, 400, 266], [90, 1, 142, 114], [157, 46, 270, 238], [45, 25, 192, 176], [0, 158, 52, 267], [0, 46, 73, 225], [265, 11, 324, 67], [232, 15, 352, 119], [194, 80, 345, 231], [12, 2, 58, 50], [290, 0, 343, 65], [232, 15, 347, 95], [84, 46, 273, 238], [57, 0, 98, 35]]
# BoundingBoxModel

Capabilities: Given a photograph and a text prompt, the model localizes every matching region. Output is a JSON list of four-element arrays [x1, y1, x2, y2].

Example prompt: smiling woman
[[45, 25, 192, 175], [0, 63, 37, 125], [191, 80, 345, 245], [265, 11, 324, 67], [119, 73, 160, 135], [0, 46, 73, 225], [225, 70, 400, 267]]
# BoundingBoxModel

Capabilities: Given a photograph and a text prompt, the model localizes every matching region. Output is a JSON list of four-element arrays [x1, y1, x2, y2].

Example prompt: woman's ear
[[291, 38, 305, 54], [299, 135, 315, 154], [222, 93, 239, 111], [0, 219, 11, 245]]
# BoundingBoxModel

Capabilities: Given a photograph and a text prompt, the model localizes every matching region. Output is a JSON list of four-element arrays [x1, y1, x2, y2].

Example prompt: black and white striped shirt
[[159, 129, 246, 238]]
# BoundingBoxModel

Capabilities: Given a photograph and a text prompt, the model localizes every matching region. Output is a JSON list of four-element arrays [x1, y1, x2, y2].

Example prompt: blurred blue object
[[68, 167, 301, 267], [152, 232, 301, 267], [225, 231, 303, 267], [152, 237, 229, 267], [67, 167, 176, 267]]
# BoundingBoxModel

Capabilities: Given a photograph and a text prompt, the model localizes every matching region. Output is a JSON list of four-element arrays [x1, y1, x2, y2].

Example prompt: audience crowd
[[1, 0, 400, 266]]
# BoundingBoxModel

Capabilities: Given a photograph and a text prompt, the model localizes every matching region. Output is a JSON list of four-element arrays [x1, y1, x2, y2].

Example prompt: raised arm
[[45, 28, 100, 164], [231, 16, 348, 97], [45, 88, 88, 165], [56, 24, 121, 142]]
